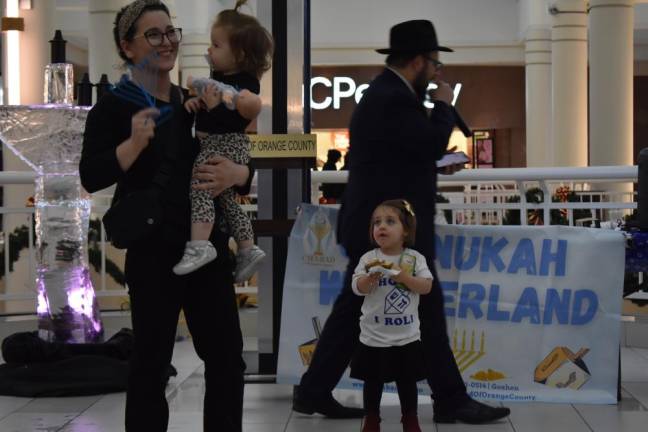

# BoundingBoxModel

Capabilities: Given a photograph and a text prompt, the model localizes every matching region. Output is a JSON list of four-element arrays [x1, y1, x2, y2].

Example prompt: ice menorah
[[0, 106, 103, 344]]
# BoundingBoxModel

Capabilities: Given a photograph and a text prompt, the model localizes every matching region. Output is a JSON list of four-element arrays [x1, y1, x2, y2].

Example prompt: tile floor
[[0, 341, 647, 431]]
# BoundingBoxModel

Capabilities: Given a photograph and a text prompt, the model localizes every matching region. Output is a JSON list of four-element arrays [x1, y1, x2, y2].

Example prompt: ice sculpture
[[0, 105, 104, 343], [44, 30, 74, 105]]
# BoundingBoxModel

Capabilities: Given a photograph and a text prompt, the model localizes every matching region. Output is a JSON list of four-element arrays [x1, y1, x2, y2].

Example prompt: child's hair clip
[[402, 200, 415, 217]]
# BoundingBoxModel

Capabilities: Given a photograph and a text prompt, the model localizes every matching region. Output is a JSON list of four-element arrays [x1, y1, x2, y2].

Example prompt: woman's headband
[[118, 0, 162, 41]]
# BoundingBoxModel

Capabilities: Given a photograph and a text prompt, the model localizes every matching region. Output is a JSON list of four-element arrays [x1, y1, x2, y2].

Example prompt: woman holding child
[[79, 1, 269, 430]]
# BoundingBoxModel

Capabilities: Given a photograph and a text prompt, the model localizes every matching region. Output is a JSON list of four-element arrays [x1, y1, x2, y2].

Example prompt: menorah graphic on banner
[[451, 329, 486, 372]]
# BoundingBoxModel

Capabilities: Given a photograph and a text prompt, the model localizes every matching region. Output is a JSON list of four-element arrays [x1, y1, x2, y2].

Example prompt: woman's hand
[[201, 83, 222, 110], [192, 155, 249, 197], [130, 107, 159, 149], [116, 107, 159, 172]]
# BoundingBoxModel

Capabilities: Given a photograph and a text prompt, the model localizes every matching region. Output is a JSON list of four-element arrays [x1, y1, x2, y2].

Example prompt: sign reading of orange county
[[249, 134, 317, 158]]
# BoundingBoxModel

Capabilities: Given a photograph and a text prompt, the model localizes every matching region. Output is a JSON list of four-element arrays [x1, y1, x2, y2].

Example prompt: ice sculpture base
[[37, 268, 103, 343]]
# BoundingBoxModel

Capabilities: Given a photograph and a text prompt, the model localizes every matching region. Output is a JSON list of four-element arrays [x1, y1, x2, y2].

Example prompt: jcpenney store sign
[[310, 76, 462, 110]]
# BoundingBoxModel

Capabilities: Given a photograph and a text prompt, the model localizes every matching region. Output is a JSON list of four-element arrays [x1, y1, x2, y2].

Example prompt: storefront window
[[474, 130, 494, 169], [313, 129, 348, 169]]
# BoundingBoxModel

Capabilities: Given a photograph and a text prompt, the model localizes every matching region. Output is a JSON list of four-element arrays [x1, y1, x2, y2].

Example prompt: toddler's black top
[[195, 71, 260, 135]]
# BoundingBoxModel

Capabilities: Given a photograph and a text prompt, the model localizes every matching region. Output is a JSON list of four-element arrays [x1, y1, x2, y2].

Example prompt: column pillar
[[2, 0, 55, 310], [18, 0, 54, 105], [525, 26, 552, 167], [166, 0, 180, 84], [550, 0, 588, 167], [589, 0, 634, 167], [2, 0, 18, 105], [179, 34, 211, 86], [177, 0, 216, 86], [88, 0, 129, 86]]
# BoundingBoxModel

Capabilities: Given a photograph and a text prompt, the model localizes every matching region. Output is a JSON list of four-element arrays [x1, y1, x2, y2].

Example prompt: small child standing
[[173, 0, 273, 281], [351, 199, 433, 432]]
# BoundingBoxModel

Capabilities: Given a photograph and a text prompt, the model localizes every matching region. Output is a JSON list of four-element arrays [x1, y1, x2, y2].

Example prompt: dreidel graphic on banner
[[298, 317, 322, 366], [534, 347, 591, 390]]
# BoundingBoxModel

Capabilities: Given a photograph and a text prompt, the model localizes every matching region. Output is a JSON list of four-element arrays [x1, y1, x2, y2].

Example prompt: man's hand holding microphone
[[428, 80, 469, 174]]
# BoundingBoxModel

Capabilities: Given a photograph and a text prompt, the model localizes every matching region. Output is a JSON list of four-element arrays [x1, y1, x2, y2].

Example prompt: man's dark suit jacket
[[338, 68, 455, 262]]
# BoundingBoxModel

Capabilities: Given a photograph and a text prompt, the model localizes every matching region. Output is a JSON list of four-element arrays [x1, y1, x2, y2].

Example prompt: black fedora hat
[[376, 19, 453, 54]]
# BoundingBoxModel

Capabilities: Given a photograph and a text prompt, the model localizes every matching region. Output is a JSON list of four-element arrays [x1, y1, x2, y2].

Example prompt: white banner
[[277, 204, 625, 404]]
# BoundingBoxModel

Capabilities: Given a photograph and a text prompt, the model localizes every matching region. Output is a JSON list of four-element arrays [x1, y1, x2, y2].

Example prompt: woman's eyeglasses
[[134, 28, 183, 47]]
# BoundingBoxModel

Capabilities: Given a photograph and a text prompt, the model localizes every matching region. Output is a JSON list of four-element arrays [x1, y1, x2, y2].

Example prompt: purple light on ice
[[36, 265, 104, 341], [66, 266, 102, 333], [36, 281, 50, 315]]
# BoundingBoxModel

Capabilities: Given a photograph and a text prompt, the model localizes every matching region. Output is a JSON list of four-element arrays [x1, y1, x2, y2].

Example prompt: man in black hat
[[292, 19, 511, 425]]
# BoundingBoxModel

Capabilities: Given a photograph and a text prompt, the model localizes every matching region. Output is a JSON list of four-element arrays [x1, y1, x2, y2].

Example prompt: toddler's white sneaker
[[173, 240, 217, 275], [234, 245, 266, 283]]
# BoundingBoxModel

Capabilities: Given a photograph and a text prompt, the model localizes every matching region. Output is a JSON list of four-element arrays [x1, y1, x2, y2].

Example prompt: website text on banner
[[277, 204, 625, 404]]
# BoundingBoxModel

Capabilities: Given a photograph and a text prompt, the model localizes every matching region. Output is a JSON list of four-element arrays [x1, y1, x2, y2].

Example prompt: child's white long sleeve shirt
[[352, 248, 432, 347]]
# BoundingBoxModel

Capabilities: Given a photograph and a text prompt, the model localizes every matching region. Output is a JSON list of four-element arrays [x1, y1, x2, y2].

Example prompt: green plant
[[0, 225, 31, 277], [502, 187, 592, 226], [435, 194, 452, 224], [0, 219, 125, 286]]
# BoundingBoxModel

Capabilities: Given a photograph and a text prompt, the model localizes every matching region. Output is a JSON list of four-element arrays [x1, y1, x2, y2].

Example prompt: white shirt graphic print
[[352, 248, 433, 347]]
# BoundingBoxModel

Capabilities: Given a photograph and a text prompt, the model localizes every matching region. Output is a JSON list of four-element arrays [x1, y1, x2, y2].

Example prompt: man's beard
[[413, 70, 429, 101]]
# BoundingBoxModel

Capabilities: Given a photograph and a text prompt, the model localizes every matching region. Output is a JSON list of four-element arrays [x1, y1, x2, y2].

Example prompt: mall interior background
[[1, 0, 648, 371], [3, 0, 647, 169]]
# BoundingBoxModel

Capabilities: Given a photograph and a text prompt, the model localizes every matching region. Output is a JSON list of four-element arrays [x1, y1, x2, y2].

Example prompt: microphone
[[427, 81, 472, 137], [451, 106, 472, 137]]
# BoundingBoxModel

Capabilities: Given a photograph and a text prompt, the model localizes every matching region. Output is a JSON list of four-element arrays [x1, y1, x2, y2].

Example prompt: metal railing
[[310, 165, 638, 226], [0, 166, 638, 313]]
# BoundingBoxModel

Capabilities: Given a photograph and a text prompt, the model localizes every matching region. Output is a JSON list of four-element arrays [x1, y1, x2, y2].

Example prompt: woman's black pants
[[124, 240, 245, 432]]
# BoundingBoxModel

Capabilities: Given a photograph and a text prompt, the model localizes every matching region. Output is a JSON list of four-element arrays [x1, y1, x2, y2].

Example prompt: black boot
[[433, 397, 510, 424], [292, 385, 365, 419]]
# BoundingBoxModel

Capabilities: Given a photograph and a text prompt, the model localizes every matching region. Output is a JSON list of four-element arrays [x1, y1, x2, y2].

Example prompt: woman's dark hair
[[369, 199, 417, 247], [213, 0, 274, 79], [113, 1, 171, 64]]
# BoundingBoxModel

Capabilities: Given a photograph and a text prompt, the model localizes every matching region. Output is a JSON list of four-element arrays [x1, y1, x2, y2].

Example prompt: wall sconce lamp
[[1, 16, 24, 31]]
